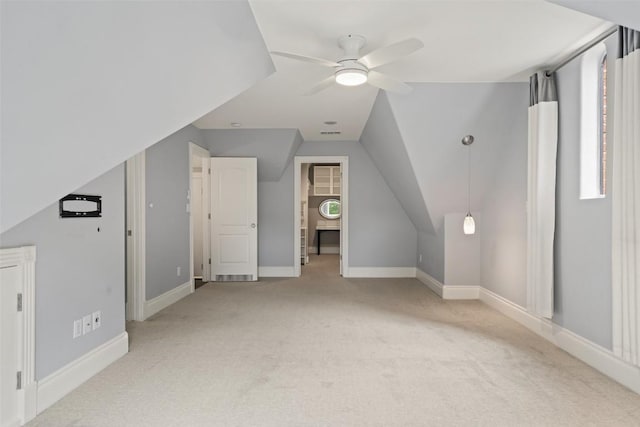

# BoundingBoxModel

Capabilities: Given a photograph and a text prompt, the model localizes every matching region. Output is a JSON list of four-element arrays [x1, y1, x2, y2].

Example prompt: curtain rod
[[547, 25, 618, 75]]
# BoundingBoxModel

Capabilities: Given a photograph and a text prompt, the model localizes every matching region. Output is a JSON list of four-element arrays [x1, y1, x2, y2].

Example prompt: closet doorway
[[293, 156, 349, 277]]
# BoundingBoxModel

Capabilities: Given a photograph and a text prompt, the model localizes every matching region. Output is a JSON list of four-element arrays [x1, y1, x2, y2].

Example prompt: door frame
[[189, 143, 211, 285], [125, 152, 145, 322], [294, 156, 349, 277], [0, 246, 37, 425]]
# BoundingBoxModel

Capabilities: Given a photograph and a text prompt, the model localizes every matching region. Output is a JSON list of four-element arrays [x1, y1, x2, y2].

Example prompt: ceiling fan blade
[[270, 51, 341, 68], [303, 75, 336, 96], [359, 38, 424, 69], [367, 70, 412, 94]]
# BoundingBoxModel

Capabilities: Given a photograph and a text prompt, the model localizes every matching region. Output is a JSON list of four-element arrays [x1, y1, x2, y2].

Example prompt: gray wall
[[203, 129, 302, 181], [145, 125, 206, 299], [201, 131, 417, 268], [360, 91, 435, 235], [417, 231, 445, 282], [480, 107, 528, 306], [363, 83, 529, 281], [1, 0, 274, 233], [258, 176, 295, 267], [553, 35, 617, 349], [387, 83, 530, 233], [0, 165, 125, 379], [297, 141, 417, 268]]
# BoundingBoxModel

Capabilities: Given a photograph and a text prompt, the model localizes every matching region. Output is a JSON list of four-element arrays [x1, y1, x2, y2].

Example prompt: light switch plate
[[73, 319, 83, 338], [83, 315, 92, 335], [92, 310, 101, 330]]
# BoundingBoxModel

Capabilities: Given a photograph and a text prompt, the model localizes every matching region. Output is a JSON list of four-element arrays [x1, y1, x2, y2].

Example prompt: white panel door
[[210, 157, 258, 281], [1, 266, 20, 427]]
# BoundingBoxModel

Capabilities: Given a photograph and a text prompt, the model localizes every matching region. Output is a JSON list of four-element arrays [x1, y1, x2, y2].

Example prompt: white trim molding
[[443, 286, 481, 300], [347, 267, 416, 278], [258, 266, 296, 278], [414, 268, 640, 393], [37, 332, 129, 414], [144, 281, 192, 320], [416, 269, 443, 297], [479, 287, 640, 395], [415, 269, 480, 299], [0, 246, 37, 424], [189, 142, 211, 285], [294, 156, 349, 278], [126, 152, 146, 321]]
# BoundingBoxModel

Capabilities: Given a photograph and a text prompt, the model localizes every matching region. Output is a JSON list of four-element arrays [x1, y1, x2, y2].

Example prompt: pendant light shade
[[462, 135, 476, 235], [463, 213, 476, 235]]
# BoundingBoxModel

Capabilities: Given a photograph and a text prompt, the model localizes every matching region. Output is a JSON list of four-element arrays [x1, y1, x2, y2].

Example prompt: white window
[[579, 42, 607, 200]]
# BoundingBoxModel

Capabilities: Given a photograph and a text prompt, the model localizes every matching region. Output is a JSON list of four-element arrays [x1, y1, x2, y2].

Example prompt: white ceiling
[[193, 0, 610, 141]]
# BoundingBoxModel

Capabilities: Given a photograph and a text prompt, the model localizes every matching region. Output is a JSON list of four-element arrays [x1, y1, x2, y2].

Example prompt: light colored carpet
[[29, 255, 640, 426]]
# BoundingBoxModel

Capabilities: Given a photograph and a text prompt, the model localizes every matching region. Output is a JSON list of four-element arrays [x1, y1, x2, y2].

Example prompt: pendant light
[[462, 135, 476, 235]]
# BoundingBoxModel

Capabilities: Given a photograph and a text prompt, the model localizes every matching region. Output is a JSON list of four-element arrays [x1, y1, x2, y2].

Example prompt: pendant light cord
[[467, 145, 471, 214]]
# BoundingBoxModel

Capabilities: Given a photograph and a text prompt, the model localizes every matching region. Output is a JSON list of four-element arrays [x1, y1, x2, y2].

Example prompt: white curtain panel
[[612, 27, 640, 367], [527, 71, 558, 319]]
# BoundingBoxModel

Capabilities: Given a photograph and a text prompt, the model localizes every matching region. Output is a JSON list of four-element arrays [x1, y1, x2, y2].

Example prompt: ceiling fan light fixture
[[335, 69, 368, 86]]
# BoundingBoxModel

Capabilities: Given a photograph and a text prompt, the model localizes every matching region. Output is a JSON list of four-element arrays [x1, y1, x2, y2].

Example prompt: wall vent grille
[[320, 131, 341, 135]]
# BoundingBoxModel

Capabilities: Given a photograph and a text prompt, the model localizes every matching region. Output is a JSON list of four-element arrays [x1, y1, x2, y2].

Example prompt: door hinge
[[208, 213, 211, 220], [127, 230, 132, 236], [208, 168, 211, 175], [17, 371, 22, 390], [201, 264, 203, 270], [208, 258, 211, 265], [17, 293, 23, 312]]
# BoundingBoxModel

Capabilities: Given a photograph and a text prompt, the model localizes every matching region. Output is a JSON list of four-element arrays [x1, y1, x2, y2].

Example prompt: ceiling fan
[[270, 34, 424, 95]]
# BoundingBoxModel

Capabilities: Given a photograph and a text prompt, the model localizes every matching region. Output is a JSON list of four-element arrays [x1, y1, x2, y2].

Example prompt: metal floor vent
[[215, 274, 253, 282]]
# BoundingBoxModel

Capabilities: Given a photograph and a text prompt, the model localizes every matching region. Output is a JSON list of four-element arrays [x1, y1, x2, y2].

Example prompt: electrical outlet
[[83, 315, 92, 335], [92, 310, 101, 330], [73, 319, 83, 338], [177, 266, 181, 276]]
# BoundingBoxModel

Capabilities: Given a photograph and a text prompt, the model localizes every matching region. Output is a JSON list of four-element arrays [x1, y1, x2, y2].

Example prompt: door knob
[[251, 223, 256, 229]]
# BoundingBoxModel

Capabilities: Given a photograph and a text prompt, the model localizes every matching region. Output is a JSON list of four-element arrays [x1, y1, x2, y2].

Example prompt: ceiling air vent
[[320, 131, 341, 135]]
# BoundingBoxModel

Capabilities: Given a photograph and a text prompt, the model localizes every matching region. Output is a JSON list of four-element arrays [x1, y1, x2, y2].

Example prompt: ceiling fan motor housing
[[337, 34, 367, 60], [335, 35, 368, 86]]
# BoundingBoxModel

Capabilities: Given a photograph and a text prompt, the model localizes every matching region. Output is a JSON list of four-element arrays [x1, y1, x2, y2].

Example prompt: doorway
[[0, 246, 36, 426], [294, 156, 349, 277], [189, 143, 211, 288]]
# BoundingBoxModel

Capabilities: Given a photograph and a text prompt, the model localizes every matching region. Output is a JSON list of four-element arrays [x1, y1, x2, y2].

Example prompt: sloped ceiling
[[194, 0, 608, 142], [1, 1, 274, 232], [547, 0, 640, 31], [360, 92, 435, 234]]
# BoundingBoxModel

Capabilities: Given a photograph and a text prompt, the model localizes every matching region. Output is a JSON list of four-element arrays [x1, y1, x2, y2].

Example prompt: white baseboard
[[37, 332, 128, 413], [443, 285, 480, 300], [259, 266, 295, 277], [479, 287, 640, 395], [416, 269, 443, 297], [144, 280, 192, 319], [347, 267, 416, 278], [415, 269, 479, 299], [414, 269, 640, 393]]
